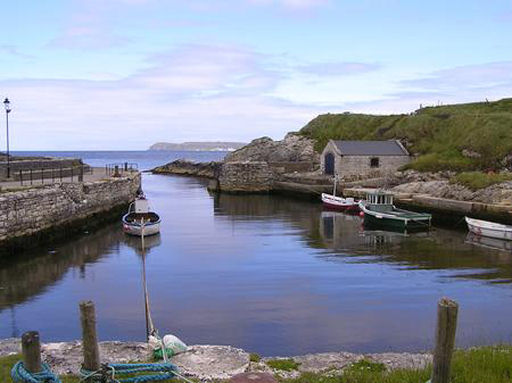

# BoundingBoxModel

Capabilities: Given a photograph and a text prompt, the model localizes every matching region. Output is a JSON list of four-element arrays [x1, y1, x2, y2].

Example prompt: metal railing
[[18, 165, 92, 186], [105, 163, 138, 177]]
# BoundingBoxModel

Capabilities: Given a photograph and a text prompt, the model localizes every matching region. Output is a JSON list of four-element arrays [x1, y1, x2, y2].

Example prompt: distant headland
[[149, 141, 247, 151]]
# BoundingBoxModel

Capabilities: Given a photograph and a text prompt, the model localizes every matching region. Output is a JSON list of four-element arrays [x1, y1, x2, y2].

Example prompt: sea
[[1, 150, 512, 356]]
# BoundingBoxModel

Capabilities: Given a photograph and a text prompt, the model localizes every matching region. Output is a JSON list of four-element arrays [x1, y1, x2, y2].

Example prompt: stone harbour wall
[[218, 161, 274, 193], [0, 173, 141, 245]]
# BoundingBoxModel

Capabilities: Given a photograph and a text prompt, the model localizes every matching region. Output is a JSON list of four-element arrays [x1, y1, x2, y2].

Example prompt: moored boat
[[122, 195, 161, 236], [359, 191, 432, 231], [465, 216, 512, 241], [321, 176, 359, 212]]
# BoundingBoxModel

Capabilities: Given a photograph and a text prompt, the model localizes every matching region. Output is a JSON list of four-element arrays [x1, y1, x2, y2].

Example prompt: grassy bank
[[300, 98, 512, 172], [3, 346, 512, 383], [451, 171, 512, 190]]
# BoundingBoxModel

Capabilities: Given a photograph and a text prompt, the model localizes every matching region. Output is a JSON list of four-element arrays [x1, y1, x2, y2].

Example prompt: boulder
[[171, 345, 250, 381]]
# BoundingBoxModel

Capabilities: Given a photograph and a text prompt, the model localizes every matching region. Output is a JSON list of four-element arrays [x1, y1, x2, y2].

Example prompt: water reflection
[[123, 234, 162, 257], [3, 174, 512, 355], [0, 224, 124, 311], [465, 232, 512, 253], [315, 210, 512, 284]]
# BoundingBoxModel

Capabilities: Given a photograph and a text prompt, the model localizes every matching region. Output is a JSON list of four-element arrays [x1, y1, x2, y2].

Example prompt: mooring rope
[[11, 361, 62, 383], [80, 363, 179, 383]]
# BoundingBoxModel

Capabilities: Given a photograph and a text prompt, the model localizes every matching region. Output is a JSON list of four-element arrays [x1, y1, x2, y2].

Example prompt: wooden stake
[[21, 331, 42, 373], [431, 297, 459, 383], [79, 300, 101, 371]]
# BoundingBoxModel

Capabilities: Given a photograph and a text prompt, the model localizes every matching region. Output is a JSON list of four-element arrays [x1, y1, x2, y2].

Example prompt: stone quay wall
[[0, 173, 141, 245], [218, 161, 274, 193]]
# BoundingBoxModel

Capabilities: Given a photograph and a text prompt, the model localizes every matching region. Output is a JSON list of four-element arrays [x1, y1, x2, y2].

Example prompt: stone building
[[320, 140, 410, 179]]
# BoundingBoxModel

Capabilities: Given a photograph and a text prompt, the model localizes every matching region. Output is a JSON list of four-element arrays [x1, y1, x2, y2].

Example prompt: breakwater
[[0, 172, 140, 251]]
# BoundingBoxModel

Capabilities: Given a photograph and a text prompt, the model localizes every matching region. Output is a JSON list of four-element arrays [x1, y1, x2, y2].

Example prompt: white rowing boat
[[465, 216, 512, 241], [122, 195, 161, 236]]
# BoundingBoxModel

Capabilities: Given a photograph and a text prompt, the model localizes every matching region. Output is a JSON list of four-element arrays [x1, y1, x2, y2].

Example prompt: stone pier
[[0, 172, 141, 251]]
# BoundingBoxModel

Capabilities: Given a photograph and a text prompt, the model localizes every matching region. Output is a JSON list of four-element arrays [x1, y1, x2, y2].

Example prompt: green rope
[[80, 362, 178, 383], [11, 361, 61, 383]]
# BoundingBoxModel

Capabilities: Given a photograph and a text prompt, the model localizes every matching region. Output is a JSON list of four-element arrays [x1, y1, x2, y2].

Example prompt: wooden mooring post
[[431, 297, 459, 383], [79, 300, 101, 372], [21, 331, 42, 373]]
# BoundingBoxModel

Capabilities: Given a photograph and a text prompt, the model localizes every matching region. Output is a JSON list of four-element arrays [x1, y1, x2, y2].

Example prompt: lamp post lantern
[[3, 98, 11, 178]]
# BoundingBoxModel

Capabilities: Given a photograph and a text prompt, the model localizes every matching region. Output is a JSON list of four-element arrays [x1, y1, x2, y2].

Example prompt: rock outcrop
[[0, 339, 432, 381], [225, 133, 319, 165], [152, 160, 221, 178], [392, 180, 512, 205]]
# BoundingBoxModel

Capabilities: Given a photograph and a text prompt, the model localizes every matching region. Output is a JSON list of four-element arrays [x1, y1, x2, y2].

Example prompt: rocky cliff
[[152, 160, 221, 178], [225, 133, 319, 165]]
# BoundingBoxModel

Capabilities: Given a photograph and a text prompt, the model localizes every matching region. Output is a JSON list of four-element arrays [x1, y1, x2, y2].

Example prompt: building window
[[370, 157, 379, 168]]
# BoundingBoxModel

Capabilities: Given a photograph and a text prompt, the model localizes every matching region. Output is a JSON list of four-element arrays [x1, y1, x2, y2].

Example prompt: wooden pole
[[21, 331, 42, 373], [431, 297, 459, 383], [79, 300, 101, 371]]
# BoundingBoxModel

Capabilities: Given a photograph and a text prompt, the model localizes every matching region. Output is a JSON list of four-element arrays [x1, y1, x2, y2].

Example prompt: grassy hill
[[300, 98, 512, 172]]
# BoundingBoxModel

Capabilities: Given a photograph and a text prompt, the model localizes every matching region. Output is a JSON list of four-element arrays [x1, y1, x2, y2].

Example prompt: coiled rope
[[11, 362, 61, 383], [80, 362, 179, 383]]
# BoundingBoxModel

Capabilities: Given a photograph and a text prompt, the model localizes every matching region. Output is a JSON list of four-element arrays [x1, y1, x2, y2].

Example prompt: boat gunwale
[[359, 201, 432, 222], [466, 217, 512, 233], [122, 213, 161, 227]]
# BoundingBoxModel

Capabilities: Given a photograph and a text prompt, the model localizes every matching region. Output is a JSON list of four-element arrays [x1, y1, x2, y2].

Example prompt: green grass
[[249, 353, 261, 363], [451, 171, 512, 190], [299, 97, 512, 172], [344, 360, 386, 373], [266, 358, 301, 371], [278, 346, 512, 383]]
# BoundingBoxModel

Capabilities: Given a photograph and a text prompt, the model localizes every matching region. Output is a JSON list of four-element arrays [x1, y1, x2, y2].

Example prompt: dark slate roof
[[331, 140, 408, 156]]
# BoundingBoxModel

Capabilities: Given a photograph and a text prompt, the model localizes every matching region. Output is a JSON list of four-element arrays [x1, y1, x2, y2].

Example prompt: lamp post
[[3, 98, 11, 178]]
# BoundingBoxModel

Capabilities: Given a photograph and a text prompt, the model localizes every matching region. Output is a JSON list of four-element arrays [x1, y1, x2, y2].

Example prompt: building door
[[324, 152, 335, 175]]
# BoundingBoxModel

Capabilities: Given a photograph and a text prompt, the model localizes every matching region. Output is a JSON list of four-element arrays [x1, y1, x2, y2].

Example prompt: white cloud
[[1, 44, 321, 150]]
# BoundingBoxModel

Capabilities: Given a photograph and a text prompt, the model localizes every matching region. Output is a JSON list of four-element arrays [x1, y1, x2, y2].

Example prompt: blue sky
[[1, 0, 511, 150]]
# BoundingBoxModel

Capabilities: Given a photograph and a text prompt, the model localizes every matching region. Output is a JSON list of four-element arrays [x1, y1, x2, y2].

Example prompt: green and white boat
[[359, 191, 432, 231]]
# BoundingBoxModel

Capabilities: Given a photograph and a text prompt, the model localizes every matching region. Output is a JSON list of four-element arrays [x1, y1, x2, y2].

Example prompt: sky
[[1, 0, 512, 150]]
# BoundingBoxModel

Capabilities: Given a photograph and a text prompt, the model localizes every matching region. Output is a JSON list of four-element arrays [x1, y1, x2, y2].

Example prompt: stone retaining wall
[[218, 161, 273, 193], [0, 173, 141, 245]]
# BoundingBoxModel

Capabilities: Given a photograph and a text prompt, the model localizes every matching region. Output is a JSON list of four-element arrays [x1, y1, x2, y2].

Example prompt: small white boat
[[122, 196, 161, 236], [321, 193, 359, 211], [465, 216, 512, 241], [321, 175, 359, 212]]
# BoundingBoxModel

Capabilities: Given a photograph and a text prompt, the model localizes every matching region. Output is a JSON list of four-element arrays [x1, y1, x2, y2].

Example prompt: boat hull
[[122, 213, 161, 236], [465, 217, 512, 241], [359, 202, 431, 232], [321, 193, 360, 212], [362, 211, 429, 231]]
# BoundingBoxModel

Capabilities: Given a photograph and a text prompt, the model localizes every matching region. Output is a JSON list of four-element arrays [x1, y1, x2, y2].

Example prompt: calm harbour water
[[2, 151, 512, 356]]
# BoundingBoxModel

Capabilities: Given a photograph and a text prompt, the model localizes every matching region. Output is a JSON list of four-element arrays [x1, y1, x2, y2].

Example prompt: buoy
[[359, 211, 364, 217]]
